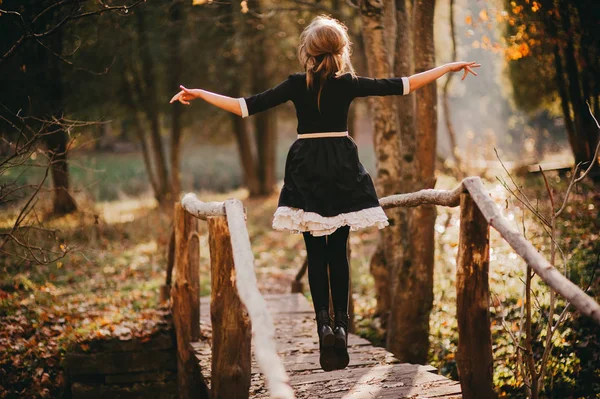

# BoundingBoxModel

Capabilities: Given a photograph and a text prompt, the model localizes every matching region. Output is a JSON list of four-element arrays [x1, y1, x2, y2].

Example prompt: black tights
[[302, 226, 350, 314]]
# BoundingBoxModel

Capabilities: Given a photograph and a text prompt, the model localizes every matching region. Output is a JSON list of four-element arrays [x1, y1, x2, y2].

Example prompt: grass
[[1, 137, 378, 202]]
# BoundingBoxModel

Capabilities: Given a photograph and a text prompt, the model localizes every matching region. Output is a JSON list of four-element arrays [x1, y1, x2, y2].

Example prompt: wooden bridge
[[193, 293, 461, 398], [167, 176, 600, 399]]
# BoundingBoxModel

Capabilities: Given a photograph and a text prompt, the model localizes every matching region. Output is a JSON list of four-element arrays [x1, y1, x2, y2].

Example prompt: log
[[463, 177, 600, 324], [456, 193, 495, 399], [181, 193, 226, 220], [207, 215, 251, 399], [379, 183, 463, 209], [223, 199, 294, 399], [171, 204, 202, 399]]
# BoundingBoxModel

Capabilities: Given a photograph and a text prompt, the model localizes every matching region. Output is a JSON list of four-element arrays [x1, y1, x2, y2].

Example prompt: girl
[[170, 15, 479, 372]]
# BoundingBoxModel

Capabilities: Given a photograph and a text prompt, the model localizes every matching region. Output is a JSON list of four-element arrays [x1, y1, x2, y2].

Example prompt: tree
[[221, 1, 261, 196], [359, 0, 438, 363], [0, 0, 144, 214], [359, 0, 404, 334], [248, 0, 280, 196], [504, 0, 600, 168], [203, 0, 308, 197], [397, 0, 438, 364]]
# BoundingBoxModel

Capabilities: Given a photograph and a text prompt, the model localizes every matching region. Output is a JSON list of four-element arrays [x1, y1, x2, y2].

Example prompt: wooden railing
[[379, 176, 600, 398], [170, 176, 600, 399], [172, 194, 294, 399]]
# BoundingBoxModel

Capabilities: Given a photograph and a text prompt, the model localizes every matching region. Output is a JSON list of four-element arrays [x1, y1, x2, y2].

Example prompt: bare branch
[[495, 148, 551, 226], [1, 0, 145, 65], [463, 177, 600, 324]]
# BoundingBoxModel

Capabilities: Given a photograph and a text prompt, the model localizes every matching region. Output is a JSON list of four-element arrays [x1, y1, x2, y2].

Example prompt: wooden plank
[[328, 379, 462, 399], [199, 293, 313, 317], [193, 293, 458, 398], [251, 365, 455, 398], [287, 364, 446, 386], [251, 348, 399, 373], [192, 340, 398, 375]]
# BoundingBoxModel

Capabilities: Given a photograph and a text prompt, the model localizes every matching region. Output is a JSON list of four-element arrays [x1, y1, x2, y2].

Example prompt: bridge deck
[[193, 293, 461, 398]]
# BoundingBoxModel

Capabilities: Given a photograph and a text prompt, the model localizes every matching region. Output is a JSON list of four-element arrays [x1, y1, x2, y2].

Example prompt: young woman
[[170, 15, 479, 372]]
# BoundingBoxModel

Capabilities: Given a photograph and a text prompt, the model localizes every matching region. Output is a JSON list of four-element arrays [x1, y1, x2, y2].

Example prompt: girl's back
[[240, 72, 409, 134]]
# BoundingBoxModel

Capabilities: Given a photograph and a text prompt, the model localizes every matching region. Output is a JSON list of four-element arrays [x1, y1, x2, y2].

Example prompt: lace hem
[[272, 206, 389, 236]]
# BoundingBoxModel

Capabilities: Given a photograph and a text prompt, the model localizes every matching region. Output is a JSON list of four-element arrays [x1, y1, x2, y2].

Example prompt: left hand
[[447, 61, 481, 80]]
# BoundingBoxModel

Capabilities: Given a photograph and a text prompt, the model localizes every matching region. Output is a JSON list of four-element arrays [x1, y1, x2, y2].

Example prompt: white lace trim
[[272, 206, 389, 236]]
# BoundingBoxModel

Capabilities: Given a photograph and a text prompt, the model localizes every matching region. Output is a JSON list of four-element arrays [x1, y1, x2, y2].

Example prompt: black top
[[241, 72, 410, 134]]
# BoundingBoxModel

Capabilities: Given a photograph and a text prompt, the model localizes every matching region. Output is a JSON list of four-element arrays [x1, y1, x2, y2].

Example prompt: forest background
[[1, 0, 598, 398]]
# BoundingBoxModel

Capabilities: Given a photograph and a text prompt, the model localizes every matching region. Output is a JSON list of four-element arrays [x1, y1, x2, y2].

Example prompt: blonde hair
[[298, 15, 356, 110]]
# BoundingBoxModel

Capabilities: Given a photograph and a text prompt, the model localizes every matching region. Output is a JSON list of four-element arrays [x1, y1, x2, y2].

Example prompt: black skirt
[[272, 135, 389, 236]]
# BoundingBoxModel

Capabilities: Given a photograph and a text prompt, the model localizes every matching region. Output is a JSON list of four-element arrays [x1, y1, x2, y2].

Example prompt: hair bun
[[298, 15, 357, 109]]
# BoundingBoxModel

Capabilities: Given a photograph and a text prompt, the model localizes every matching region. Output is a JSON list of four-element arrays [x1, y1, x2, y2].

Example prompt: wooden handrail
[[173, 175, 598, 399], [379, 176, 600, 324], [224, 199, 295, 399], [179, 195, 294, 399], [379, 183, 463, 209], [181, 192, 226, 220], [462, 177, 600, 323]]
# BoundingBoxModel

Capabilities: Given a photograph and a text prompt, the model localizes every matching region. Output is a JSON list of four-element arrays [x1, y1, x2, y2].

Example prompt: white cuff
[[238, 98, 249, 118], [401, 77, 410, 95]]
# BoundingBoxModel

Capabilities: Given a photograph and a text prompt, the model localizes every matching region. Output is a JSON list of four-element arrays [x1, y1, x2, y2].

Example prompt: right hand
[[169, 85, 201, 105]]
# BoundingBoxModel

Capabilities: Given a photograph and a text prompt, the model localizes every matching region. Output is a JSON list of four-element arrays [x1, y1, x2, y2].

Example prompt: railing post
[[207, 215, 251, 399], [456, 193, 496, 399], [171, 203, 201, 399]]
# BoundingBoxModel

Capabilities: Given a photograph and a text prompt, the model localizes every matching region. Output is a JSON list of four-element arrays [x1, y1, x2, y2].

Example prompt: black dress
[[239, 72, 410, 236]]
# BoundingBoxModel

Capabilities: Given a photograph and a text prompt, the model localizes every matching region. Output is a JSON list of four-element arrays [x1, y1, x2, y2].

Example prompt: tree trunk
[[558, 0, 598, 164], [386, 0, 421, 357], [227, 1, 261, 197], [168, 0, 184, 202], [232, 114, 261, 196], [42, 4, 77, 215], [360, 0, 403, 331], [254, 111, 277, 196], [46, 129, 77, 215], [121, 72, 161, 197], [390, 0, 437, 364], [369, 245, 390, 318], [135, 9, 171, 204], [247, 0, 277, 197], [253, 36, 277, 196], [456, 193, 495, 399]]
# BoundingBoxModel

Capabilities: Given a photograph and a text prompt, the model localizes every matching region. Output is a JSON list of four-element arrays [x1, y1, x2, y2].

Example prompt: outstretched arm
[[407, 61, 480, 93], [169, 85, 243, 116], [170, 76, 293, 117]]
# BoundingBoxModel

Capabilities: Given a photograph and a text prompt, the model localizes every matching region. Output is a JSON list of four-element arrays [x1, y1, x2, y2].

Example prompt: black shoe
[[333, 311, 349, 369], [316, 309, 335, 371]]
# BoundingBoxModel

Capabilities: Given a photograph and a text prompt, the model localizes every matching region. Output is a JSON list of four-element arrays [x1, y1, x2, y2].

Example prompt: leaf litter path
[[193, 293, 461, 398]]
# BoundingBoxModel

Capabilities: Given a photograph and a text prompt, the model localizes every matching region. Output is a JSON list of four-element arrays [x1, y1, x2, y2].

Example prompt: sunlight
[[342, 364, 393, 398]]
